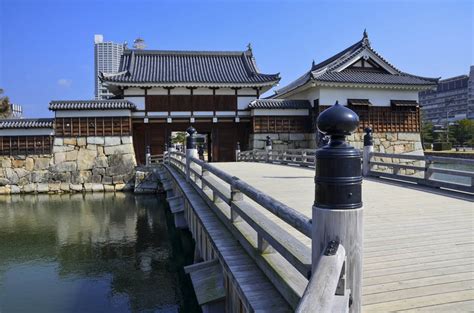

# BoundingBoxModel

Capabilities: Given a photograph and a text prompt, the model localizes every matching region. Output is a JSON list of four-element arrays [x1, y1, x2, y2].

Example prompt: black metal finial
[[186, 126, 197, 149], [363, 29, 368, 39], [265, 136, 272, 147], [364, 127, 373, 146], [315, 101, 362, 210], [317, 101, 359, 147]]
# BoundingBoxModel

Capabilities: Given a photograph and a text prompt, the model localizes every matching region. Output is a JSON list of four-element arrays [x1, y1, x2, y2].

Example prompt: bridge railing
[[165, 150, 316, 308], [238, 149, 316, 167], [367, 152, 474, 194], [149, 154, 164, 164]]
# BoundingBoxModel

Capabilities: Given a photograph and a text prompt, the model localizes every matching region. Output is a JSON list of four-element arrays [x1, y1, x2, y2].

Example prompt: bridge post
[[235, 141, 241, 162], [362, 127, 373, 176], [265, 136, 272, 162], [186, 126, 198, 182], [145, 145, 151, 166], [313, 101, 363, 313]]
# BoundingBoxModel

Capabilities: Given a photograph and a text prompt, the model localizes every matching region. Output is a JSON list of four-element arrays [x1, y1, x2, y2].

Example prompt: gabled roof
[[100, 47, 280, 88], [0, 118, 53, 129], [275, 30, 439, 97], [249, 99, 311, 109], [49, 100, 136, 111]]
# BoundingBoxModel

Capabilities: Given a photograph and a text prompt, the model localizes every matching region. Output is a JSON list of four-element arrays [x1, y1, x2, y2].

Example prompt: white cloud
[[57, 78, 72, 88]]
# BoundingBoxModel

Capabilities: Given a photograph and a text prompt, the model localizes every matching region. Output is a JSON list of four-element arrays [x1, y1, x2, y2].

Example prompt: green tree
[[449, 119, 474, 147], [421, 120, 434, 143], [0, 88, 12, 118], [172, 132, 186, 145]]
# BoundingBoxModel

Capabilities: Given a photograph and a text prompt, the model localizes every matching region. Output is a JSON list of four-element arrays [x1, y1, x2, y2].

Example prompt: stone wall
[[249, 133, 315, 150], [250, 132, 422, 154], [0, 136, 136, 194]]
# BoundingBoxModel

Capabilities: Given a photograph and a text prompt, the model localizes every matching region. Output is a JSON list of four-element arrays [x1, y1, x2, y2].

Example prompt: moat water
[[0, 193, 201, 313]]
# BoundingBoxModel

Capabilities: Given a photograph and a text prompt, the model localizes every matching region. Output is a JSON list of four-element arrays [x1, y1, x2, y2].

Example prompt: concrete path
[[213, 162, 474, 313]]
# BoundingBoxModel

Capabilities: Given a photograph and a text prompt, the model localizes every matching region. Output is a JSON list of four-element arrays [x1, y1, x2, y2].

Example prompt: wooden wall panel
[[319, 106, 421, 133], [55, 117, 131, 137], [0, 136, 53, 156]]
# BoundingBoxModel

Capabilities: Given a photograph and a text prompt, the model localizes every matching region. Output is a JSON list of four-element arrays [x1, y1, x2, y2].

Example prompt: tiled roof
[[275, 32, 438, 97], [316, 70, 437, 86], [100, 49, 280, 87], [0, 118, 53, 129], [249, 99, 311, 109], [49, 100, 136, 111]]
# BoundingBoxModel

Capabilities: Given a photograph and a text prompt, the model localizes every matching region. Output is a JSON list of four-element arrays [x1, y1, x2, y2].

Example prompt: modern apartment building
[[94, 35, 124, 100], [419, 66, 474, 123]]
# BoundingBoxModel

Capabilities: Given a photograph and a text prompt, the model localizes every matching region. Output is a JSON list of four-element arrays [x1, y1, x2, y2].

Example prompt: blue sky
[[0, 0, 472, 117]]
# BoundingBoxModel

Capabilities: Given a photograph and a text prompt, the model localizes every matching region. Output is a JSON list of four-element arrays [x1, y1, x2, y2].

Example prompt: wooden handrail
[[296, 242, 349, 313]]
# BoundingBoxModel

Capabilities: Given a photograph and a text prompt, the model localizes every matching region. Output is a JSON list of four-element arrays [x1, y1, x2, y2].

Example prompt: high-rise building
[[419, 66, 474, 123], [94, 35, 124, 100]]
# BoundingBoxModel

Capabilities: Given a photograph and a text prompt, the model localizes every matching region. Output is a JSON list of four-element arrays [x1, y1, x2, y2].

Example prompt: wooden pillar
[[313, 101, 363, 313], [362, 127, 373, 176]]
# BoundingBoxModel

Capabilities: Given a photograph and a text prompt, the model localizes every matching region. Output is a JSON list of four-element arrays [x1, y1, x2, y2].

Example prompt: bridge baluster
[[362, 127, 373, 176], [235, 141, 241, 161], [186, 126, 198, 182], [313, 101, 363, 313]]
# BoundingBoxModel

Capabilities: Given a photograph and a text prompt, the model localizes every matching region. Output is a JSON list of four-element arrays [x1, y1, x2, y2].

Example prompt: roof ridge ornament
[[362, 29, 370, 48], [247, 43, 253, 55]]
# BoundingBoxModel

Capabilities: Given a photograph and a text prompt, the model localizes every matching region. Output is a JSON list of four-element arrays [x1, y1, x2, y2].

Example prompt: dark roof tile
[[249, 99, 311, 109], [0, 118, 53, 129], [49, 100, 136, 111]]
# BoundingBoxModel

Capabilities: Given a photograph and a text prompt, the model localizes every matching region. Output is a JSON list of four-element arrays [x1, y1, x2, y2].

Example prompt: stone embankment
[[0, 136, 136, 194]]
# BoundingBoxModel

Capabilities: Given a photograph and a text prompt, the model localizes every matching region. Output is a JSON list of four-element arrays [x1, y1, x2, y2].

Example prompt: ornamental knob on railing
[[363, 127, 373, 147], [315, 101, 362, 209], [265, 136, 272, 147], [186, 126, 197, 150]]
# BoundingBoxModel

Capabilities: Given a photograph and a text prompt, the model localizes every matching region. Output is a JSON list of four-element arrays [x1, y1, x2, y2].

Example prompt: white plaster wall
[[193, 88, 213, 95], [251, 109, 309, 116], [215, 88, 236, 95], [318, 87, 419, 107], [55, 110, 131, 117], [148, 88, 168, 95], [123, 87, 144, 95], [170, 87, 191, 95], [124, 96, 145, 110], [238, 96, 256, 110], [0, 129, 54, 136]]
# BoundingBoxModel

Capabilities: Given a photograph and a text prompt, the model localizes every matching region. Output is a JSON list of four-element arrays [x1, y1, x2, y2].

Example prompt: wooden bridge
[[153, 106, 473, 313]]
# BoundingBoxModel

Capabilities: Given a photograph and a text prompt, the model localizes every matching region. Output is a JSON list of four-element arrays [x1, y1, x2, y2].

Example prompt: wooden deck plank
[[212, 162, 474, 312]]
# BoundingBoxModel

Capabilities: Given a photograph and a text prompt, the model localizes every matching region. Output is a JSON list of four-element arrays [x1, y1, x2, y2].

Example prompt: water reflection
[[0, 193, 200, 313]]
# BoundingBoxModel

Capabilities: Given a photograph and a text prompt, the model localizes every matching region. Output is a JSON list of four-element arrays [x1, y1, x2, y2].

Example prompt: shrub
[[433, 142, 452, 151], [423, 143, 432, 150]]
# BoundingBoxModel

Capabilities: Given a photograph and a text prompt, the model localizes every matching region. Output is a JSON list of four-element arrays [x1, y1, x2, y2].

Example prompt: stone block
[[35, 158, 50, 170], [66, 150, 78, 161], [77, 137, 87, 146], [10, 185, 20, 194], [86, 144, 98, 151], [70, 184, 83, 192], [14, 168, 29, 178], [53, 145, 74, 153], [0, 178, 10, 186], [5, 168, 19, 184], [97, 146, 105, 156], [1, 158, 11, 168], [94, 156, 108, 168], [83, 183, 93, 192], [87, 136, 105, 145], [112, 175, 124, 184], [278, 133, 289, 141], [52, 161, 76, 173], [25, 157, 34, 171], [54, 152, 66, 164], [106, 154, 136, 176], [103, 184, 115, 192], [76, 148, 97, 170], [386, 133, 397, 141], [54, 138, 64, 146], [63, 137, 77, 145], [393, 144, 405, 154], [92, 168, 105, 176], [48, 182, 61, 192], [60, 183, 70, 192], [102, 176, 113, 184], [105, 136, 121, 146], [398, 133, 420, 141], [91, 175, 102, 183], [289, 133, 305, 141], [104, 144, 134, 155], [37, 183, 49, 193], [121, 136, 132, 144], [114, 183, 126, 191], [0, 186, 10, 194], [49, 171, 71, 183], [12, 159, 25, 168], [31, 171, 49, 183], [23, 183, 36, 193], [253, 140, 265, 149], [91, 184, 104, 192]]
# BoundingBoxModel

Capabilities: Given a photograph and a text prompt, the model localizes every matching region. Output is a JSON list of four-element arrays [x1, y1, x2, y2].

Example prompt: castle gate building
[[100, 47, 280, 164], [267, 31, 439, 153]]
